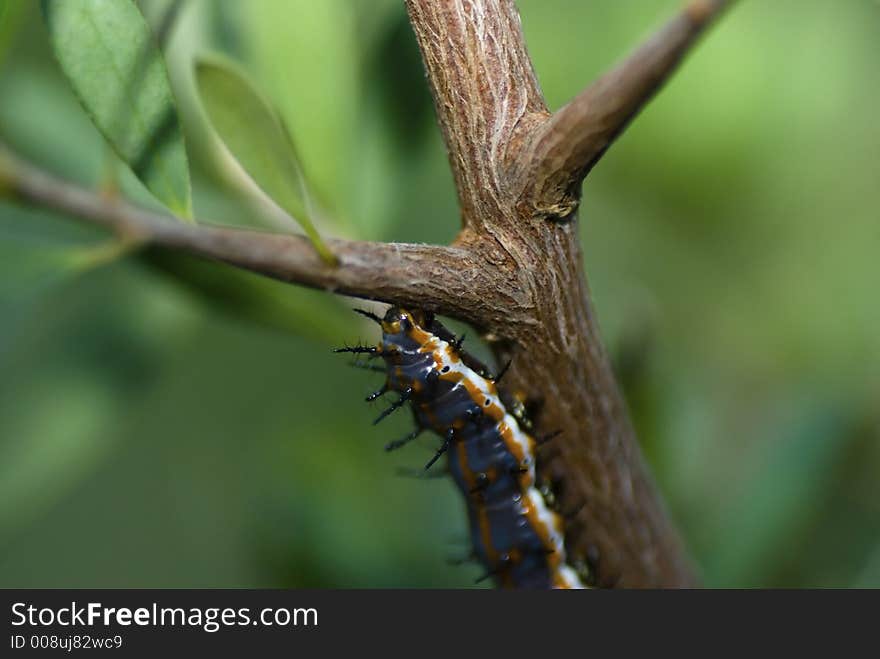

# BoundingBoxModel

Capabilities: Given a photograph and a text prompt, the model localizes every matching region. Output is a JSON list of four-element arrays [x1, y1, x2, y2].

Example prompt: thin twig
[[514, 0, 733, 218], [0, 146, 483, 317]]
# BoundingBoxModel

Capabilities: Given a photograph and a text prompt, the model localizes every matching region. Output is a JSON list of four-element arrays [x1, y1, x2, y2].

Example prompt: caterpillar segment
[[367, 307, 587, 589]]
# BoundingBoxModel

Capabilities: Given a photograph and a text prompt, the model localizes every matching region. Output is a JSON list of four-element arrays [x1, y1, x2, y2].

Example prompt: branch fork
[[2, 0, 733, 587]]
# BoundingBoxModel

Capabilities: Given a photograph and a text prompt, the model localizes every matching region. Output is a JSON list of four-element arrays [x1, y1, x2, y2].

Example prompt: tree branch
[[514, 0, 732, 218], [405, 0, 549, 235], [0, 146, 483, 318], [406, 0, 721, 587], [4, 0, 734, 588]]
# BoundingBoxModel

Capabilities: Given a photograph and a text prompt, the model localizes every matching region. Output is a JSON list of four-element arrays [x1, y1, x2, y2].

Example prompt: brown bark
[[1, 0, 733, 587], [404, 0, 729, 588]]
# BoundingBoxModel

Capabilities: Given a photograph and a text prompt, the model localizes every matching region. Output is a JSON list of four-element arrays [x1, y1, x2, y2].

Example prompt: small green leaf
[[194, 56, 336, 265], [238, 0, 359, 233], [41, 0, 191, 218]]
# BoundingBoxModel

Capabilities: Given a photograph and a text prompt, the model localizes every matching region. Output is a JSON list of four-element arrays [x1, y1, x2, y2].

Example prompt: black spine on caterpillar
[[341, 306, 586, 589]]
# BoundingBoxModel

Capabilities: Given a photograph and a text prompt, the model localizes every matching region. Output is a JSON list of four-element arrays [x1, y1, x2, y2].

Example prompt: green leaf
[[237, 0, 359, 232], [41, 0, 191, 218], [194, 56, 336, 265]]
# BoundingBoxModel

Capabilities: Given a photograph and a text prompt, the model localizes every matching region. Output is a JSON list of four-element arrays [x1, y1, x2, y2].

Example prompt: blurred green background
[[1, 0, 878, 588]]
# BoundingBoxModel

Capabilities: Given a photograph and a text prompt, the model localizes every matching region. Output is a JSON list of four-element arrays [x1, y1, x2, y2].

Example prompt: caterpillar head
[[382, 307, 432, 335]]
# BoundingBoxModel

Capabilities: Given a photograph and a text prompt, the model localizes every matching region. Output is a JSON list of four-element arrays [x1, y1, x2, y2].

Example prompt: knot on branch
[[514, 181, 582, 223]]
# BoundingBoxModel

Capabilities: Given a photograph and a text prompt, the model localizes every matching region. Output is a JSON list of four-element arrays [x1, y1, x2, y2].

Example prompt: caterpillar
[[336, 306, 586, 589]]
